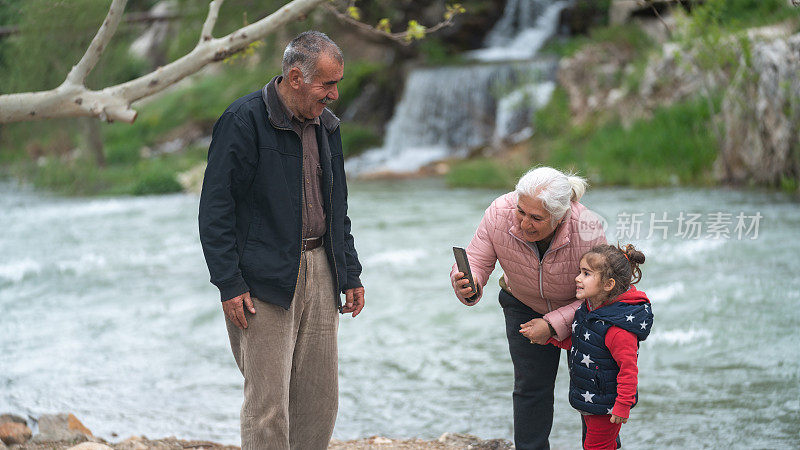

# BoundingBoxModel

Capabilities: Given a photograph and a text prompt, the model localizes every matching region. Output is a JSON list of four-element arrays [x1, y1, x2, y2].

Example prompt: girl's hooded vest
[[568, 287, 653, 415]]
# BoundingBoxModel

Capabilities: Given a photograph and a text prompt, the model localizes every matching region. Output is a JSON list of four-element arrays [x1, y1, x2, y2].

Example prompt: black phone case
[[453, 247, 477, 301]]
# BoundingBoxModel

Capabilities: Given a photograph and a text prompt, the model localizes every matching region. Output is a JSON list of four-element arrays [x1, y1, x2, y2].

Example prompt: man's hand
[[223, 292, 255, 329], [519, 318, 554, 344], [342, 286, 365, 317], [610, 414, 627, 424]]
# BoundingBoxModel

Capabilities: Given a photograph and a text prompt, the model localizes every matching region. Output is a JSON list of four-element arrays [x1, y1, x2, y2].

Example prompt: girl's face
[[575, 255, 611, 302]]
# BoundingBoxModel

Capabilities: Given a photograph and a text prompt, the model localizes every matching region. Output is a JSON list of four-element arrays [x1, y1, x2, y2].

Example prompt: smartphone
[[453, 246, 477, 302]]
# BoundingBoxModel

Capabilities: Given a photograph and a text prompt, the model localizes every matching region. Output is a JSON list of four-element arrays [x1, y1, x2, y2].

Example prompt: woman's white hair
[[515, 166, 587, 225]]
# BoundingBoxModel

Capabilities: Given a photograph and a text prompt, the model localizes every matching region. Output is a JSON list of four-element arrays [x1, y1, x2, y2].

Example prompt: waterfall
[[346, 0, 567, 176]]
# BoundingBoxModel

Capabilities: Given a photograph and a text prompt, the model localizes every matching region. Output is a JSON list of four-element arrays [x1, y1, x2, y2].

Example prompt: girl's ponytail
[[621, 244, 645, 285]]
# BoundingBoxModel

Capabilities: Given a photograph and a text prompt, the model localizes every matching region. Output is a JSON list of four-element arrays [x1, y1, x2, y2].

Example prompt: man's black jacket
[[199, 82, 362, 310]]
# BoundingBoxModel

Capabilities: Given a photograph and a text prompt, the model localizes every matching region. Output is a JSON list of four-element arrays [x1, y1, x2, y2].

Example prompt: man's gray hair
[[515, 166, 588, 225], [282, 31, 343, 82]]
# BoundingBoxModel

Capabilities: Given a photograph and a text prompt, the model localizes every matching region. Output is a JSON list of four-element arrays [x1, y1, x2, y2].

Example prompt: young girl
[[522, 244, 653, 450]]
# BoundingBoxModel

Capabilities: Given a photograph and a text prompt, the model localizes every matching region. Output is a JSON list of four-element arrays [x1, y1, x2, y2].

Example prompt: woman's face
[[515, 194, 562, 243]]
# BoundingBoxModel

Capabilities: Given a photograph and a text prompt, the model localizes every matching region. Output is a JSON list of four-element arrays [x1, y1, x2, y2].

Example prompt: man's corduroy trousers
[[226, 246, 339, 450]]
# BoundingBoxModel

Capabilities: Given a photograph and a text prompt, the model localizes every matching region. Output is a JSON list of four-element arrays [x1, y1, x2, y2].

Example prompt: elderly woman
[[451, 166, 606, 450]]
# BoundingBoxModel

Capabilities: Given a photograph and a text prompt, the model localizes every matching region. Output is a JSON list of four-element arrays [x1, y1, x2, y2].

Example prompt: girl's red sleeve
[[605, 326, 639, 418], [546, 335, 572, 350]]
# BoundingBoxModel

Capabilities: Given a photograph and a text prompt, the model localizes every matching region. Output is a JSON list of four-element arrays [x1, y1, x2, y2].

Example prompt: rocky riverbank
[[0, 413, 513, 450]]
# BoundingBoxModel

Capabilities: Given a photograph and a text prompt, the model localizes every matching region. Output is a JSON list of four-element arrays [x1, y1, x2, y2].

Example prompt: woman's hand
[[519, 318, 553, 344], [453, 271, 477, 301], [610, 414, 627, 424]]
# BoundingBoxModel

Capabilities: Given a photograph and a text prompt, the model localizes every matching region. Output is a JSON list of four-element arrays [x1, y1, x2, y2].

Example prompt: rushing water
[[1, 180, 799, 449], [346, 0, 566, 176]]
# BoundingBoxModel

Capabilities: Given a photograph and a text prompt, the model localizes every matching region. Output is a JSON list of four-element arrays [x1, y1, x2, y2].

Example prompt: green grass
[[541, 23, 655, 58], [1, 62, 272, 196], [340, 122, 381, 158], [707, 0, 800, 31], [446, 158, 525, 190], [10, 145, 208, 196], [448, 95, 719, 189], [544, 97, 718, 187]]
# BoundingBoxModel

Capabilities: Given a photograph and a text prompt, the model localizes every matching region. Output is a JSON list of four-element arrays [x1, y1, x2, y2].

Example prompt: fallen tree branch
[[65, 0, 128, 86], [200, 0, 224, 44], [0, 0, 327, 124]]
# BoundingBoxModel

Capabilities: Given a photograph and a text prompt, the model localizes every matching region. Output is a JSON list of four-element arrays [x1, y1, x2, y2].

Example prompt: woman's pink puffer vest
[[451, 192, 606, 340]]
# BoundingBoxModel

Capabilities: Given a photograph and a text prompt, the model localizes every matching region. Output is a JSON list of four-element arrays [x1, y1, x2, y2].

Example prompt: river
[[1, 180, 798, 449]]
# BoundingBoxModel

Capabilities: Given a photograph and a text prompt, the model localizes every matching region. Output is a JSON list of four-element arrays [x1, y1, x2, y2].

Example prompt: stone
[[33, 413, 93, 443], [0, 421, 32, 445], [717, 32, 800, 187], [116, 436, 150, 450], [0, 414, 26, 426], [68, 443, 114, 450], [438, 432, 514, 449]]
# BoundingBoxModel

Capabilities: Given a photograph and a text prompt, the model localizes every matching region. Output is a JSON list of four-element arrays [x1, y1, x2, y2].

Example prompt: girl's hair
[[515, 166, 587, 226], [583, 243, 646, 300]]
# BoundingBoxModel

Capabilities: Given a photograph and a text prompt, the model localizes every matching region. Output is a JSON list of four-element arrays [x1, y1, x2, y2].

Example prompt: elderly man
[[199, 31, 365, 449]]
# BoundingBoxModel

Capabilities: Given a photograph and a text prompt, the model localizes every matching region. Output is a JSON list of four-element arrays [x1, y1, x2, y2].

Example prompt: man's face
[[296, 54, 343, 120]]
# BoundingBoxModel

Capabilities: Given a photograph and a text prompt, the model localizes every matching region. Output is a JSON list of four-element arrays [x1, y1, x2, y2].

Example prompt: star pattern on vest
[[581, 353, 594, 368], [607, 408, 613, 414], [640, 320, 648, 330], [581, 391, 595, 403], [583, 331, 591, 341], [572, 321, 577, 332], [626, 314, 635, 322]]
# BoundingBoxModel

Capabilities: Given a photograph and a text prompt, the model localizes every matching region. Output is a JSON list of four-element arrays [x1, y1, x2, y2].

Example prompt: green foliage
[[165, 0, 291, 63], [445, 4, 466, 21], [0, 0, 149, 93], [131, 164, 182, 195], [404, 20, 426, 43], [335, 61, 385, 109], [541, 23, 654, 58], [13, 145, 205, 196], [703, 0, 797, 30], [533, 87, 571, 138], [346, 6, 362, 21], [2, 61, 269, 195], [376, 18, 391, 33], [417, 38, 465, 65], [780, 175, 798, 194], [543, 97, 718, 187], [446, 158, 523, 189], [103, 63, 271, 156], [340, 123, 381, 158]]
